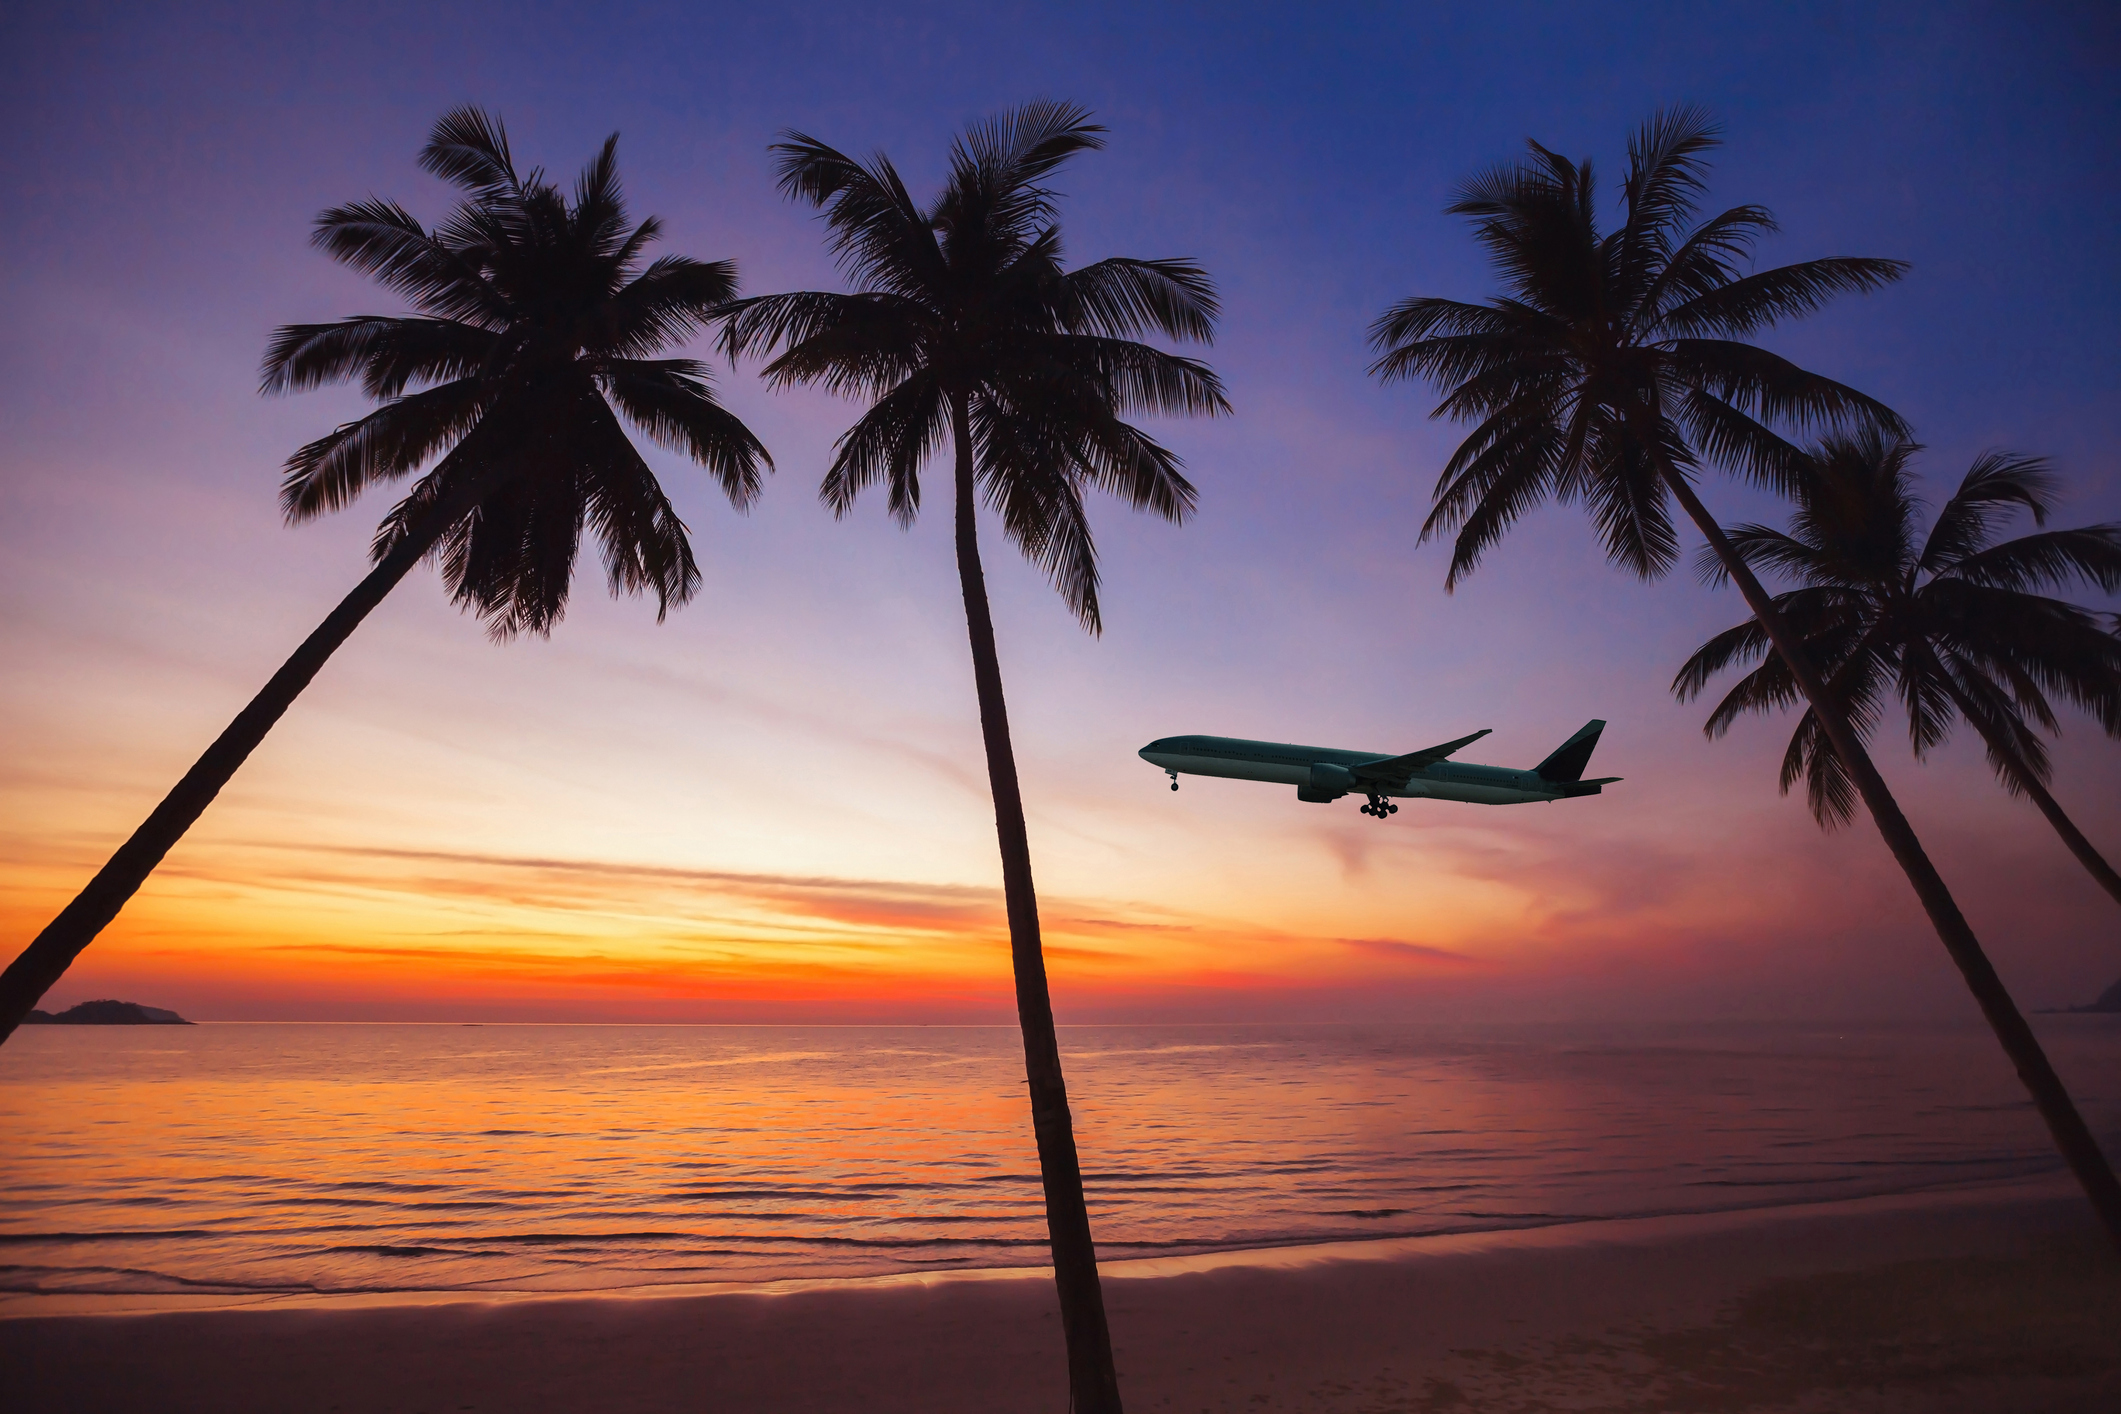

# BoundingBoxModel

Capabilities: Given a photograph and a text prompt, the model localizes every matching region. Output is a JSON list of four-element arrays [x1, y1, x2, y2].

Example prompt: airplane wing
[[1348, 729, 1492, 786]]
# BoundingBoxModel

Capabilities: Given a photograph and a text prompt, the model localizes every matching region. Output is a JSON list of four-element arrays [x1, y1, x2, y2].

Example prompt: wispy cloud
[[1336, 936, 1485, 967]]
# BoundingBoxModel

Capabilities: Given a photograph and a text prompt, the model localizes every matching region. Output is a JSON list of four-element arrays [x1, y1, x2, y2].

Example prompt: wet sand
[[8, 1178, 2116, 1413]]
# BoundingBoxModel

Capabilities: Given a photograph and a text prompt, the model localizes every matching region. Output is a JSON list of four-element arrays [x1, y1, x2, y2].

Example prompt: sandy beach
[[9, 1176, 2116, 1413]]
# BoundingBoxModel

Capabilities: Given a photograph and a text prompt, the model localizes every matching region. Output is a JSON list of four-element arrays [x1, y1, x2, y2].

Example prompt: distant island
[[2080, 980, 2121, 1014], [2038, 979, 2121, 1016], [21, 999, 194, 1025]]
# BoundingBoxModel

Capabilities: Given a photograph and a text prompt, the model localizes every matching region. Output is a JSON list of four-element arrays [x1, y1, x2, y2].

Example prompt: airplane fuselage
[[1138, 734, 1606, 806]]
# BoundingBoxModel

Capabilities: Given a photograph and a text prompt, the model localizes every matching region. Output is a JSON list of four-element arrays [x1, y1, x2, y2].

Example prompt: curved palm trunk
[[0, 483, 486, 1045], [1661, 469, 2121, 1251], [949, 396, 1123, 1413], [1933, 677, 2121, 914]]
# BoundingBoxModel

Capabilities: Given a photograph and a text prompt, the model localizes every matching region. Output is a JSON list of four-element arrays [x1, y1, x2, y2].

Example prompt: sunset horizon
[[7, 7, 2116, 1036]]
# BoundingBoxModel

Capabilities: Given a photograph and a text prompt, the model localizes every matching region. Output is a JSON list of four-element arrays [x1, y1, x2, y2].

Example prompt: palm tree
[[1367, 107, 2121, 1248], [718, 101, 1226, 1414], [0, 108, 770, 1043], [1674, 432, 2121, 909]]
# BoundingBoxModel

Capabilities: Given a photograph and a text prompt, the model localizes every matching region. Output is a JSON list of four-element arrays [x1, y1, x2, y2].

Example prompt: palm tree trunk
[[0, 482, 487, 1045], [1934, 677, 2121, 913], [949, 395, 1124, 1413], [1660, 469, 2121, 1252]]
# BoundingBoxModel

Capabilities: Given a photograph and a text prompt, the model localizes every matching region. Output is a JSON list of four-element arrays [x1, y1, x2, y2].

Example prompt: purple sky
[[2, 1, 2117, 1022]]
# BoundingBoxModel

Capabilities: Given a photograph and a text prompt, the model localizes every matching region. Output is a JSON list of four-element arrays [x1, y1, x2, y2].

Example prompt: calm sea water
[[2, 1020, 2116, 1300]]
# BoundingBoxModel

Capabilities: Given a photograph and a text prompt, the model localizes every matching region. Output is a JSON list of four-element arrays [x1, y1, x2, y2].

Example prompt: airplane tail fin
[[1535, 720, 1606, 783]]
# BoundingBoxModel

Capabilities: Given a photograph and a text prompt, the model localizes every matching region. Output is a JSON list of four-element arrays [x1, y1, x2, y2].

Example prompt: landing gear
[[1166, 770, 1179, 792], [1359, 794, 1399, 820]]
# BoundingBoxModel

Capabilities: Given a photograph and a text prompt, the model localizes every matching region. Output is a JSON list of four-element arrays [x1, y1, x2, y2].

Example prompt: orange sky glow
[[4, 5, 2117, 1028]]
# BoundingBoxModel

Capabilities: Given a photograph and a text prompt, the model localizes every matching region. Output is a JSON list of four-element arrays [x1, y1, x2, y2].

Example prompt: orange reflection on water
[[6, 1020, 2108, 1303]]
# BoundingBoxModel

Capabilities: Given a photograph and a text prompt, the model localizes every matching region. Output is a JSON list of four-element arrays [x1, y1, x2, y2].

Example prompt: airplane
[[1137, 721, 1618, 820]]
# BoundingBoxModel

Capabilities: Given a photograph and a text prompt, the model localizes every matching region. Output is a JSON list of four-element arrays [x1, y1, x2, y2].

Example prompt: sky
[[2, 0, 2116, 1025]]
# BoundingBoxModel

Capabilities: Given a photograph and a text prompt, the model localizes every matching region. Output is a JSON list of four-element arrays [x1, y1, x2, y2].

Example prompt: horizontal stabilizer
[[1350, 728, 1491, 786], [1536, 720, 1606, 783]]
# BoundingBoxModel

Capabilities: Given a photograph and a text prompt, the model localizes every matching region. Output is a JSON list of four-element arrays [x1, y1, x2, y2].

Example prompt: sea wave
[[2, 1019, 2112, 1297]]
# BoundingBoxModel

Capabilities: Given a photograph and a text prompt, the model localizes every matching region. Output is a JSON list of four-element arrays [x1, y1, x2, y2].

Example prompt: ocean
[[3, 1019, 2116, 1303]]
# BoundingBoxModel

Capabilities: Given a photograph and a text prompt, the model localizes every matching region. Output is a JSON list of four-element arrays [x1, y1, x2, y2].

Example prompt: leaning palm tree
[[1367, 107, 2121, 1247], [1675, 433, 2121, 909], [719, 101, 1226, 1414], [0, 108, 769, 1043]]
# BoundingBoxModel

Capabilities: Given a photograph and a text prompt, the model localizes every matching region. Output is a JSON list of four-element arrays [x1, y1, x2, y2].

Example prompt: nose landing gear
[[1359, 793, 1398, 819], [1166, 770, 1179, 792]]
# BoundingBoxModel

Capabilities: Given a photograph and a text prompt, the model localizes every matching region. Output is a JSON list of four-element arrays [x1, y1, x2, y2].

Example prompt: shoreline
[[0, 1170, 2087, 1322], [8, 1170, 2113, 1411], [0, 1169, 2082, 1320]]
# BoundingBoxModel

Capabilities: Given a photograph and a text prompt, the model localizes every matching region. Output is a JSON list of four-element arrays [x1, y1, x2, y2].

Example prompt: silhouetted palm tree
[[0, 109, 769, 1042], [720, 101, 1226, 1413], [1675, 432, 2121, 909], [1367, 108, 2121, 1247]]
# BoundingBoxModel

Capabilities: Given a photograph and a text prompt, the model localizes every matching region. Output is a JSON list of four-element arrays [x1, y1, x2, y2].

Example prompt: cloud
[[208, 840, 1008, 933], [1335, 936, 1485, 967]]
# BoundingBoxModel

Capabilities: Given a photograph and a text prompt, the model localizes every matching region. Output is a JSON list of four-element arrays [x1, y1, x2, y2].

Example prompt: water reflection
[[1, 1021, 2113, 1297]]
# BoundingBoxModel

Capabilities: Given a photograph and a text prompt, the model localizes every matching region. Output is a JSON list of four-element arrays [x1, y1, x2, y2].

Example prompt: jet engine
[[1296, 762, 1354, 803]]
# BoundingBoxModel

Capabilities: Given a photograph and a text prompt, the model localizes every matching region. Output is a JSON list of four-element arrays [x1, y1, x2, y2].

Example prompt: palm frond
[[1622, 105, 1720, 241], [820, 374, 948, 523], [1944, 525, 2121, 594], [419, 106, 522, 198], [423, 394, 601, 639], [1674, 387, 1814, 495], [1428, 354, 1575, 426], [971, 399, 1105, 629], [260, 316, 497, 397], [1676, 581, 1877, 807], [1056, 258, 1219, 342], [1371, 323, 1570, 395], [948, 99, 1106, 246], [280, 379, 488, 521], [1657, 257, 1908, 339], [1801, 645, 1888, 826], [309, 199, 509, 326], [1919, 450, 2057, 572], [1422, 416, 1569, 589], [578, 398, 702, 622], [1446, 149, 1600, 313], [989, 382, 1199, 523], [598, 256, 742, 358], [1784, 707, 1861, 826], [570, 134, 630, 262], [1666, 340, 1910, 439], [1077, 419, 1197, 523], [1937, 652, 2055, 790], [1366, 295, 1530, 364], [1925, 580, 2121, 736], [1631, 204, 1777, 330], [1674, 618, 1774, 704], [600, 361, 771, 509], [1702, 522, 1828, 586], [717, 290, 925, 382], [770, 132, 943, 297], [1613, 105, 1720, 311], [1898, 643, 1958, 758], [1579, 423, 1683, 581], [1007, 335, 1230, 419]]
